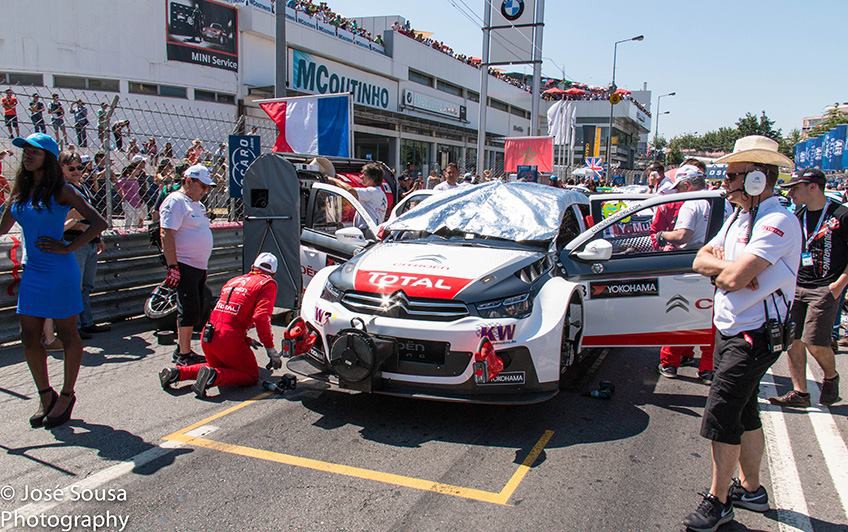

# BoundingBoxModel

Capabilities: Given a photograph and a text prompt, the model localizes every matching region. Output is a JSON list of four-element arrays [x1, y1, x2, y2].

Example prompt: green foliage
[[780, 128, 802, 159], [668, 111, 798, 159], [735, 111, 782, 140], [807, 104, 848, 137], [667, 144, 683, 165]]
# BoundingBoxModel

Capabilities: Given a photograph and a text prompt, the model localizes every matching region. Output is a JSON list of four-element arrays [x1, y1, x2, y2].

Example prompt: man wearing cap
[[684, 136, 801, 531], [656, 163, 716, 382], [159, 163, 215, 366], [2, 89, 20, 139], [159, 253, 280, 398], [768, 167, 842, 407]]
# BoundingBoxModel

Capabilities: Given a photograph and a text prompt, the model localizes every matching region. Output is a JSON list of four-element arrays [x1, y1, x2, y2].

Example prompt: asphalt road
[[0, 319, 845, 531]]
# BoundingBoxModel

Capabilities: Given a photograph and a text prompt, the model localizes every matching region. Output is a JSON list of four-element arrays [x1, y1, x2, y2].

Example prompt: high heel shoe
[[29, 387, 58, 428], [43, 391, 76, 429]]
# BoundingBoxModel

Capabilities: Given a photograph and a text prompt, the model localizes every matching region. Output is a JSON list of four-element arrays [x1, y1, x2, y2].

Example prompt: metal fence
[[0, 84, 280, 231]]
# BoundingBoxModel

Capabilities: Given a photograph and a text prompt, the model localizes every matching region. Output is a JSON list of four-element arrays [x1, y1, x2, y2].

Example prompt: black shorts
[[4, 114, 17, 127], [700, 329, 781, 445], [176, 262, 207, 328]]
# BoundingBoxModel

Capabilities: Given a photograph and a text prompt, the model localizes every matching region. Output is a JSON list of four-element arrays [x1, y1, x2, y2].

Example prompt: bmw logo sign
[[501, 0, 525, 21]]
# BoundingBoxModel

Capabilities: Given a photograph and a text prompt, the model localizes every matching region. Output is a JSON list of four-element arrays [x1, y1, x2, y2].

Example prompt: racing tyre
[[559, 297, 583, 389], [144, 285, 177, 324]]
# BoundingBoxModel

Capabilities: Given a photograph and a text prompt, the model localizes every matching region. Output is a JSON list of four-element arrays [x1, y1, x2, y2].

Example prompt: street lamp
[[604, 35, 644, 173], [653, 91, 676, 155]]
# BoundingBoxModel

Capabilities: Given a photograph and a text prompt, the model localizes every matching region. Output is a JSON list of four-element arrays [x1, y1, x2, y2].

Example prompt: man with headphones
[[684, 136, 801, 531], [768, 167, 842, 407]]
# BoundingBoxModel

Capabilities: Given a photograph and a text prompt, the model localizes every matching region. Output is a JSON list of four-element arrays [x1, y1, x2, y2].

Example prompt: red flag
[[504, 136, 554, 173]]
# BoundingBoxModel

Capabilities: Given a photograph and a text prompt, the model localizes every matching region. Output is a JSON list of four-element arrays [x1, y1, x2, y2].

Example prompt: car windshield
[[385, 181, 588, 243]]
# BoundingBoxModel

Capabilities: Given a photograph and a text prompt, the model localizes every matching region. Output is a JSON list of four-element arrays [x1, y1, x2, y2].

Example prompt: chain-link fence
[[0, 84, 281, 232]]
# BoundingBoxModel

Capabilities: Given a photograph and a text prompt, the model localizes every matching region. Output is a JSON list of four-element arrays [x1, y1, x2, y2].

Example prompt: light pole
[[653, 91, 675, 156], [604, 34, 643, 174]]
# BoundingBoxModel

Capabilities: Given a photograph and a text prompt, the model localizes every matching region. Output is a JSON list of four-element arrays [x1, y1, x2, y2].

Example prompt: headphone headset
[[726, 165, 767, 196]]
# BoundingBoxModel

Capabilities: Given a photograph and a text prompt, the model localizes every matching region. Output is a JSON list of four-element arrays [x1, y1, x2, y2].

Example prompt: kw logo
[[666, 294, 689, 313], [315, 308, 333, 324], [477, 324, 516, 343]]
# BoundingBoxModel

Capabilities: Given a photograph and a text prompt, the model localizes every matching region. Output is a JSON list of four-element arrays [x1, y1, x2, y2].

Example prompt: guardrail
[[0, 225, 243, 345]]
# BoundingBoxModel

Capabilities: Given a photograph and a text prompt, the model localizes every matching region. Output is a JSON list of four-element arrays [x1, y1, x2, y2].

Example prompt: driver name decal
[[354, 270, 474, 298], [590, 278, 659, 299]]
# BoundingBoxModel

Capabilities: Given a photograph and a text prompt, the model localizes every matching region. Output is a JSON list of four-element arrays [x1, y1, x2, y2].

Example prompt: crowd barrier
[[0, 225, 243, 345]]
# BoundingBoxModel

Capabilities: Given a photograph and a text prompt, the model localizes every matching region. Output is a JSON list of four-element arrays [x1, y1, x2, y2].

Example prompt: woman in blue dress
[[0, 133, 106, 428]]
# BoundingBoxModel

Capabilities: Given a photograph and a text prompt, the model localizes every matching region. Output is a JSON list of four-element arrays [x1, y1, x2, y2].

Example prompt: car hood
[[332, 242, 542, 300]]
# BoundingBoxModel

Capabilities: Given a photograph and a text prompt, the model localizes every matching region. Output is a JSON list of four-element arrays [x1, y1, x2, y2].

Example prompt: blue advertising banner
[[795, 142, 806, 168], [831, 125, 847, 171], [811, 136, 823, 168], [822, 131, 834, 170], [228, 135, 260, 199]]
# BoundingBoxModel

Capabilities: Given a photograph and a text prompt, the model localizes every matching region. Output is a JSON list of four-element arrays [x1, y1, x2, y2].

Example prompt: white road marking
[[185, 424, 218, 438], [759, 372, 813, 532], [9, 440, 184, 521], [805, 363, 848, 519]]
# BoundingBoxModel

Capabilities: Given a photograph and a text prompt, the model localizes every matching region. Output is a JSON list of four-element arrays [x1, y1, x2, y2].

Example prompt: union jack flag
[[585, 157, 604, 172]]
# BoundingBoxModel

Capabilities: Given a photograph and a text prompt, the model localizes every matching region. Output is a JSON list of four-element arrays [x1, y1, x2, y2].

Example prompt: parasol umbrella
[[543, 87, 567, 95], [563, 88, 586, 96], [613, 88, 632, 96]]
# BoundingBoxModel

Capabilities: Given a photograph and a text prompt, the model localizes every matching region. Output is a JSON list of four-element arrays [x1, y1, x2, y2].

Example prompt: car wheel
[[559, 296, 583, 389]]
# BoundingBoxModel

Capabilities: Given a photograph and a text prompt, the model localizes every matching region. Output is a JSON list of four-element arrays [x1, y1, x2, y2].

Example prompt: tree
[[807, 104, 848, 137], [667, 143, 684, 165], [780, 128, 802, 159], [735, 111, 781, 140]]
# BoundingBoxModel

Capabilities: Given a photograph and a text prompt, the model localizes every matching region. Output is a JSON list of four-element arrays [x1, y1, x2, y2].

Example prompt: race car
[[288, 182, 728, 404]]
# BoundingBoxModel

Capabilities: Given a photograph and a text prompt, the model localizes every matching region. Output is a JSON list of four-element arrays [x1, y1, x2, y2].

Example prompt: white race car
[[289, 182, 727, 404]]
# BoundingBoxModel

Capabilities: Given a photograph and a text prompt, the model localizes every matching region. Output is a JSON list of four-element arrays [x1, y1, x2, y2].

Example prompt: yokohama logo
[[590, 278, 659, 299], [354, 270, 473, 298], [762, 225, 784, 237]]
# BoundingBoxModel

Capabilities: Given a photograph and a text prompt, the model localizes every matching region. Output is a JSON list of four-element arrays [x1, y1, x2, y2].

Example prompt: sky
[[325, 0, 845, 139]]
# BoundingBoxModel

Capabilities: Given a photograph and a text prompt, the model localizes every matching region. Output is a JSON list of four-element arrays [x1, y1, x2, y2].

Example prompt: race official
[[159, 253, 279, 398], [159, 164, 215, 366], [684, 136, 801, 531], [768, 167, 842, 406]]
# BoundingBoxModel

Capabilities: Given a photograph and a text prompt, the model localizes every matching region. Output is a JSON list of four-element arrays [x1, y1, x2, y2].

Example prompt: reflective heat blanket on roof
[[385, 181, 588, 242]]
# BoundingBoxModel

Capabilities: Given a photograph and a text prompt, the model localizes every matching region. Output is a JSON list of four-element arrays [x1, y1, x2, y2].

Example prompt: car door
[[387, 189, 435, 222], [561, 190, 727, 348], [300, 183, 379, 291]]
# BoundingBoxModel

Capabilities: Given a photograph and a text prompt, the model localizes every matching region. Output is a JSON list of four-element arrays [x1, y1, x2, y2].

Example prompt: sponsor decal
[[302, 265, 319, 278], [354, 270, 473, 298], [480, 371, 525, 385], [666, 294, 689, 313], [214, 301, 241, 315], [315, 307, 333, 324], [762, 225, 784, 237], [589, 278, 659, 299], [477, 324, 517, 343], [501, 0, 525, 21], [591, 263, 604, 274], [695, 298, 713, 310]]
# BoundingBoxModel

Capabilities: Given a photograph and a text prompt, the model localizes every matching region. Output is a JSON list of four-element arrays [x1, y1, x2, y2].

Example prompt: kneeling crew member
[[159, 253, 282, 398]]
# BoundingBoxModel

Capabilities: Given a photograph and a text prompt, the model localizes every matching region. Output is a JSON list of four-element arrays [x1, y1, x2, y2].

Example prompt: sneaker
[[192, 366, 218, 398], [698, 371, 715, 385], [657, 364, 678, 378], [681, 356, 698, 368], [159, 368, 180, 390], [172, 349, 205, 366], [682, 492, 734, 532], [820, 373, 841, 405], [43, 338, 64, 352], [728, 478, 769, 512], [768, 390, 811, 407]]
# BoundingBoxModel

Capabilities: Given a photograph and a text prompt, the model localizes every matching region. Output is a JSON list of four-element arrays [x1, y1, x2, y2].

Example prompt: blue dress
[[11, 198, 82, 318]]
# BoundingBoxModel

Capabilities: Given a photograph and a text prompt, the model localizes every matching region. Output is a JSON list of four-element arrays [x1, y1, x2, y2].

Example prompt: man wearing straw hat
[[684, 136, 800, 531]]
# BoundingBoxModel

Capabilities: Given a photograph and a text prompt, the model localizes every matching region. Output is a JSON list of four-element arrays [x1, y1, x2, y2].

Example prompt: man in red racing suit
[[159, 252, 281, 398]]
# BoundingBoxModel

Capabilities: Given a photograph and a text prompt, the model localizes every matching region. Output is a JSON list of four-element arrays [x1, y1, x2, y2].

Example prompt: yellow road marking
[[164, 397, 554, 505], [498, 429, 555, 502]]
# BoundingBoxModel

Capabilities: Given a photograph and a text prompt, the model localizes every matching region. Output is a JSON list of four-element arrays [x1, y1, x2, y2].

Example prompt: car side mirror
[[575, 239, 612, 261], [336, 226, 367, 242]]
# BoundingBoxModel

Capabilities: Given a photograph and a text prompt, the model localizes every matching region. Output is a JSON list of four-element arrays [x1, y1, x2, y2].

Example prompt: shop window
[[195, 89, 216, 102], [54, 75, 87, 90], [129, 82, 158, 96], [54, 75, 119, 92], [436, 80, 462, 97], [159, 85, 187, 99], [408, 69, 434, 87], [87, 78, 120, 92], [4, 72, 44, 86], [489, 98, 509, 112]]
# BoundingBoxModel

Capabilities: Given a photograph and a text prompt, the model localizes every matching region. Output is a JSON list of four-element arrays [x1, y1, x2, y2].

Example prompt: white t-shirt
[[656, 177, 676, 195], [354, 186, 387, 229], [674, 199, 710, 249], [708, 196, 802, 335], [433, 180, 459, 192], [159, 190, 213, 270]]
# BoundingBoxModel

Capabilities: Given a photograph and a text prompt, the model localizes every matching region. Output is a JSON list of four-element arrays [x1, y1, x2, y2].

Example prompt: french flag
[[259, 94, 351, 157]]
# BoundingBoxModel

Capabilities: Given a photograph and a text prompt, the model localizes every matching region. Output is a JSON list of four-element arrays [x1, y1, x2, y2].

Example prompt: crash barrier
[[0, 84, 279, 230], [0, 224, 243, 345]]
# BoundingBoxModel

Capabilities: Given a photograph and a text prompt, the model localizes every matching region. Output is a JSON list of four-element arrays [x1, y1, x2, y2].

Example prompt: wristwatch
[[656, 232, 667, 247]]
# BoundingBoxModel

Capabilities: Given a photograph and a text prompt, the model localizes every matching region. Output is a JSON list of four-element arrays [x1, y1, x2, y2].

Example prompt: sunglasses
[[64, 165, 83, 171]]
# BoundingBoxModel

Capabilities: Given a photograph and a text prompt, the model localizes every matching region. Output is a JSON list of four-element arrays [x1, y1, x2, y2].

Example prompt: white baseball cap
[[252, 252, 278, 274], [184, 164, 215, 186], [131, 154, 147, 164]]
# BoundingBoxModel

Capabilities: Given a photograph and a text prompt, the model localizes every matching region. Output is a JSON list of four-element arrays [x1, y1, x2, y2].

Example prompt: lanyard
[[802, 200, 830, 251]]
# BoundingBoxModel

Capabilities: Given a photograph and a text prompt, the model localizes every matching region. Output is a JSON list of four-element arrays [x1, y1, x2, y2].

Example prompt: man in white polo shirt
[[684, 136, 800, 531], [159, 163, 215, 366]]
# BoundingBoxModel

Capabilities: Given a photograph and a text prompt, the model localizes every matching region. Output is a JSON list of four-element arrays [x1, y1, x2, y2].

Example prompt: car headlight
[[320, 279, 342, 303], [475, 292, 532, 319]]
